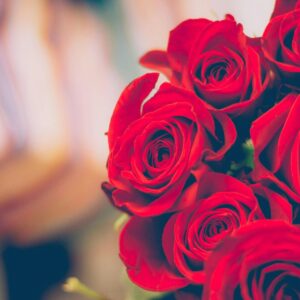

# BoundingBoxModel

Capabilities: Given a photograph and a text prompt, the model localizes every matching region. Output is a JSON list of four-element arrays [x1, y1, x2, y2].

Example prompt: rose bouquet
[[102, 0, 300, 298]]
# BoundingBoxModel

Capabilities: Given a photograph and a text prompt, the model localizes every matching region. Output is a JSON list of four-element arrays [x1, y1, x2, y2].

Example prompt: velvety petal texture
[[119, 216, 189, 291], [119, 173, 291, 293], [162, 173, 264, 285], [102, 1, 300, 298], [203, 220, 300, 300], [251, 93, 300, 202], [141, 16, 272, 116], [103, 73, 236, 216], [263, 9, 300, 89], [270, 0, 300, 19]]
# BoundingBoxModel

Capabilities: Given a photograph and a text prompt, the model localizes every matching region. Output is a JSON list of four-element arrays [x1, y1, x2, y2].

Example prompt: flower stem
[[114, 213, 129, 231], [63, 277, 107, 300]]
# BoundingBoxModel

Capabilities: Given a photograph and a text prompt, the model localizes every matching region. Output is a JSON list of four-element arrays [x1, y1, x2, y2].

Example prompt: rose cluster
[[102, 0, 300, 299]]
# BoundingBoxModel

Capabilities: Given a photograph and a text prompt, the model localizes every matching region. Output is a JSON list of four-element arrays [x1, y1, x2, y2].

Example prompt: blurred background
[[0, 0, 275, 299]]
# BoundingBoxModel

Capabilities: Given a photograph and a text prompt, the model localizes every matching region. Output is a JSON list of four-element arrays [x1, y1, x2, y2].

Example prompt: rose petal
[[108, 73, 159, 150], [120, 217, 189, 291]]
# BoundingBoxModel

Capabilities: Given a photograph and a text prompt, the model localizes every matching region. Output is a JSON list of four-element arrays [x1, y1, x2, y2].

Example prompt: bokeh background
[[0, 0, 275, 299]]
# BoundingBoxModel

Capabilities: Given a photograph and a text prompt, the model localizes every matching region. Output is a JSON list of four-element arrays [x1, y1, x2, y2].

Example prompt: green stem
[[114, 213, 129, 231], [63, 277, 107, 300]]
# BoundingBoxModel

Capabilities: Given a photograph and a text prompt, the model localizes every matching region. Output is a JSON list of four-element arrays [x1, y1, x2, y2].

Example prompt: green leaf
[[242, 139, 254, 170]]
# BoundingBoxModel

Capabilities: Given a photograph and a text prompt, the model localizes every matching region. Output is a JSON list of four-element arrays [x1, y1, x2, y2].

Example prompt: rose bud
[[203, 220, 300, 299], [251, 93, 300, 203], [119, 173, 291, 291], [263, 7, 300, 90], [102, 73, 236, 217], [140, 16, 271, 117]]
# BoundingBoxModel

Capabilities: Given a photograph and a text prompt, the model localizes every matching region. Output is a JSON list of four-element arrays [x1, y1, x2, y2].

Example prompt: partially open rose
[[203, 220, 300, 299], [103, 73, 236, 217], [251, 93, 300, 202], [141, 16, 271, 116]]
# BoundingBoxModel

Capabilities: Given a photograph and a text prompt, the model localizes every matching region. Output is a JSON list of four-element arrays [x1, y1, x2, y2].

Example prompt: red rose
[[203, 220, 300, 299], [102, 73, 236, 217], [270, 0, 300, 19], [263, 8, 300, 89], [251, 93, 300, 202], [141, 16, 271, 116], [119, 173, 290, 291]]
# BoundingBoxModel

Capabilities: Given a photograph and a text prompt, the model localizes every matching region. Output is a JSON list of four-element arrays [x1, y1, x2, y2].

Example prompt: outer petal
[[203, 220, 300, 300], [111, 174, 189, 217], [140, 50, 172, 79], [120, 217, 189, 291], [143, 83, 237, 161], [162, 173, 264, 285], [175, 286, 202, 300], [271, 0, 300, 19], [108, 73, 159, 150], [167, 19, 211, 72], [198, 172, 255, 199], [251, 94, 295, 177]]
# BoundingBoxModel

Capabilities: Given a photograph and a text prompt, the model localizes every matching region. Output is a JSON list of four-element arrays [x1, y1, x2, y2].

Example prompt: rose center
[[147, 132, 173, 169], [207, 63, 228, 82]]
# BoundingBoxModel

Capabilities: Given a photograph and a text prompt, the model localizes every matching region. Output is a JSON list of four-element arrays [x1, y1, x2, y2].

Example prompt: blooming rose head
[[118, 173, 292, 292], [161, 173, 264, 285], [102, 73, 236, 217], [263, 7, 300, 90], [203, 220, 300, 299], [251, 93, 300, 203], [141, 16, 271, 116]]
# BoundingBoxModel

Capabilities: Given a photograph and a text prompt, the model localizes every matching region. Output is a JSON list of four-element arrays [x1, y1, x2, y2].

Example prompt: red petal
[[251, 183, 293, 222], [198, 172, 254, 199], [120, 217, 189, 291], [271, 0, 299, 19], [204, 112, 236, 161], [140, 50, 172, 79], [108, 73, 159, 150], [168, 19, 211, 72]]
